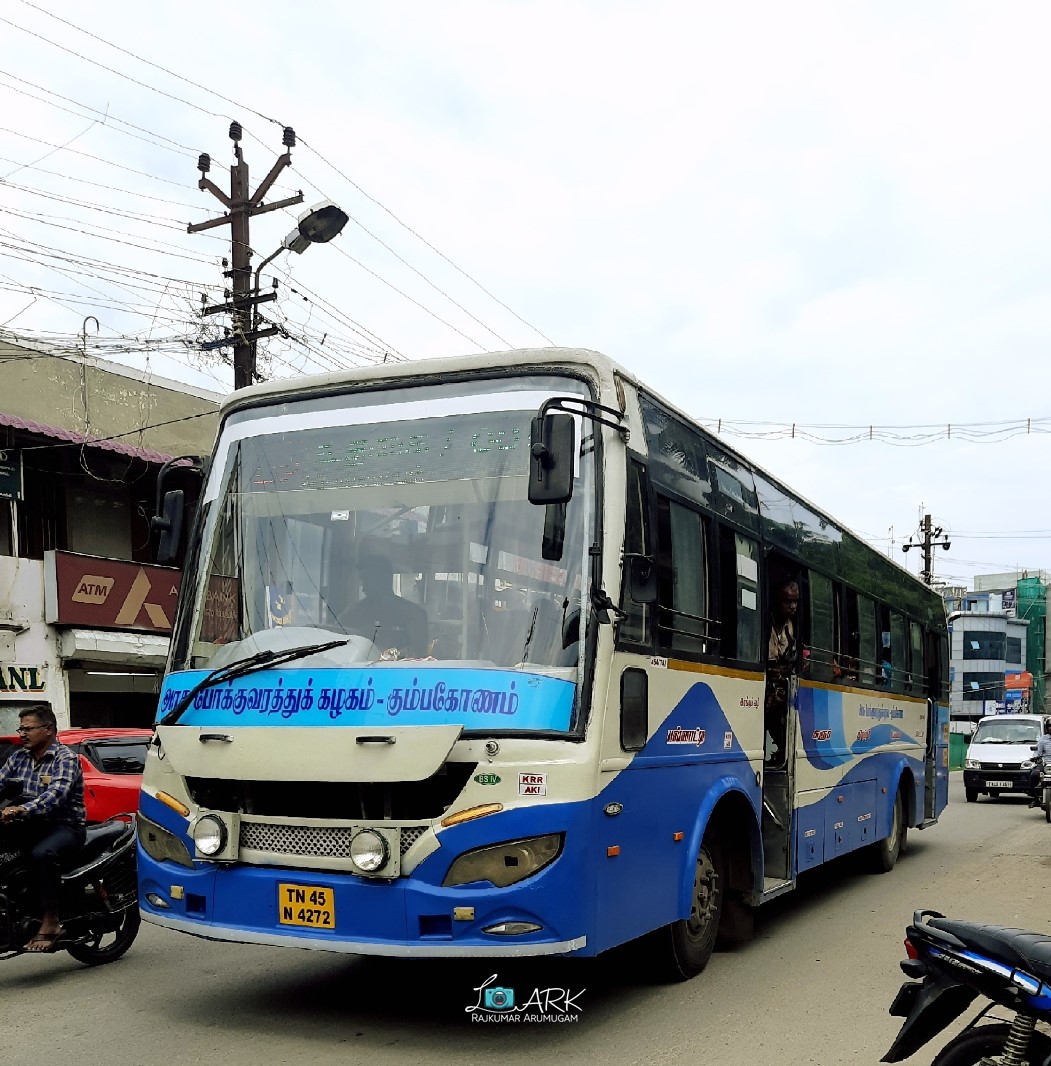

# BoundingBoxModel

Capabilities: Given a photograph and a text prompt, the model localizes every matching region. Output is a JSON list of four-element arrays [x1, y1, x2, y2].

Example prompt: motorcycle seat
[[930, 918, 1051, 983], [64, 820, 132, 872]]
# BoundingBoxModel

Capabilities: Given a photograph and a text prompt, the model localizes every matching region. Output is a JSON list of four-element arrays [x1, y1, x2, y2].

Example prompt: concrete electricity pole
[[189, 122, 304, 388], [902, 513, 951, 585]]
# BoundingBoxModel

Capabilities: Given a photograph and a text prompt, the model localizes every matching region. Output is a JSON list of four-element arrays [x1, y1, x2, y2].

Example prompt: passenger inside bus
[[340, 553, 429, 658], [765, 574, 800, 767]]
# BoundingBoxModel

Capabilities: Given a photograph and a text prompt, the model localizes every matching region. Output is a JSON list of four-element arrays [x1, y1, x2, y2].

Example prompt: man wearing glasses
[[0, 706, 85, 952]]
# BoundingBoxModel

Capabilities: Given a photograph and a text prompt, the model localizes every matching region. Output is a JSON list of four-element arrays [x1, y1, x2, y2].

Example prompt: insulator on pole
[[197, 153, 211, 174], [229, 121, 243, 142], [282, 126, 296, 148]]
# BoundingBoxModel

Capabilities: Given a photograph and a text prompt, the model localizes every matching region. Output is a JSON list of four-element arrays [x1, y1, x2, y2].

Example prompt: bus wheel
[[869, 788, 906, 873], [643, 833, 725, 982]]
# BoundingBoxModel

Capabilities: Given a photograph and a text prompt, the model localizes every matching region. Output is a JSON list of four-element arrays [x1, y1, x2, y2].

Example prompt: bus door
[[923, 631, 949, 822], [761, 671, 797, 883]]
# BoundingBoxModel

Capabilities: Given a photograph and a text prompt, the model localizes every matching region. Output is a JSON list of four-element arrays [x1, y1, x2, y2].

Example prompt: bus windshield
[[172, 375, 595, 733]]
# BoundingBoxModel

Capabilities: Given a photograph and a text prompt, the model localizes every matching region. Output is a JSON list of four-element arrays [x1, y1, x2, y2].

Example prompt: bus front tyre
[[642, 834, 726, 982]]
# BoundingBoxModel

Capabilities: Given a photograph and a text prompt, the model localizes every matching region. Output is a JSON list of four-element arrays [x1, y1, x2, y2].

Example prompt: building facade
[[0, 340, 220, 732]]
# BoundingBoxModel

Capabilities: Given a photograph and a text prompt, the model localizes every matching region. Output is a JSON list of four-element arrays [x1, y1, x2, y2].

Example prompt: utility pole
[[902, 513, 951, 585], [189, 122, 304, 388]]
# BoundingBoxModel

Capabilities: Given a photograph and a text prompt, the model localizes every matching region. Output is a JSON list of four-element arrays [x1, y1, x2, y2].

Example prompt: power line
[[12, 0, 553, 348]]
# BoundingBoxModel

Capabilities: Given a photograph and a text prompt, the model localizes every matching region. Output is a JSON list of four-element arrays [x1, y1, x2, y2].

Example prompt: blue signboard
[[156, 665, 576, 732]]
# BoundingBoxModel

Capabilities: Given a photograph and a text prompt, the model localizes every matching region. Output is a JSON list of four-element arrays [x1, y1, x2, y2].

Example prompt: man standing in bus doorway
[[765, 576, 800, 768], [0, 706, 86, 952]]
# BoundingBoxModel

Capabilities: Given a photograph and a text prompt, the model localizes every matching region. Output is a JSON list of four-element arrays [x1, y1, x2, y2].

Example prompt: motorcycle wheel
[[65, 906, 140, 966], [930, 1023, 1051, 1065]]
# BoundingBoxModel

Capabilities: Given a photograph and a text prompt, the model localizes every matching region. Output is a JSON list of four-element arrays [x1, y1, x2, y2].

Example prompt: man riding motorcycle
[[1027, 716, 1051, 808], [0, 705, 86, 951]]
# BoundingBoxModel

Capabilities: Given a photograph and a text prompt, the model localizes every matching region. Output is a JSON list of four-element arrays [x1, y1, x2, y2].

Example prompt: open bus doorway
[[761, 558, 804, 883]]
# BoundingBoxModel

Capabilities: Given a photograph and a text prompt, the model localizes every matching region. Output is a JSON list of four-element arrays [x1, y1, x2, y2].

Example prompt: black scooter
[[883, 909, 1051, 1065], [0, 797, 140, 964]]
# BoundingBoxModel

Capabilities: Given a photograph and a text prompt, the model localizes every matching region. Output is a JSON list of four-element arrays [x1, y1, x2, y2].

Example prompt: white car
[[962, 713, 1045, 803]]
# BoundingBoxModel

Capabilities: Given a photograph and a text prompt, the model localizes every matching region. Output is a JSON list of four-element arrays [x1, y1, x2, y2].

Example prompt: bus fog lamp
[[145, 892, 170, 909], [193, 814, 228, 857], [350, 829, 389, 873], [482, 921, 543, 936]]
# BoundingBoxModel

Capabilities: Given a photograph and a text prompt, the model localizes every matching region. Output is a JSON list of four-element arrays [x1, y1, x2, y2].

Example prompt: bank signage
[[44, 551, 181, 634], [0, 663, 47, 698]]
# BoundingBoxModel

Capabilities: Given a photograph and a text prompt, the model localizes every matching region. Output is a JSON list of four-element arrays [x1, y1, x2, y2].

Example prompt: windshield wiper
[[159, 638, 351, 727]]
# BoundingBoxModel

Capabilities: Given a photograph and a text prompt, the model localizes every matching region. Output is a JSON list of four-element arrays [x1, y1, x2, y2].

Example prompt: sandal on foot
[[23, 929, 64, 953]]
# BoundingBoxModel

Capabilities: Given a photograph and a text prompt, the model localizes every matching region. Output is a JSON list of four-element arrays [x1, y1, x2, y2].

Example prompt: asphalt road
[[3, 776, 1048, 1066]]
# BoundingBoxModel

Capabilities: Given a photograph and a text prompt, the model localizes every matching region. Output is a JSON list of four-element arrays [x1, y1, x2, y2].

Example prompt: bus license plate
[[985, 779, 1012, 788], [278, 883, 335, 928]]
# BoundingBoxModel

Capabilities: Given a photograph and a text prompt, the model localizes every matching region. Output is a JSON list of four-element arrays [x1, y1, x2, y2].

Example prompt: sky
[[1, 0, 1049, 588]]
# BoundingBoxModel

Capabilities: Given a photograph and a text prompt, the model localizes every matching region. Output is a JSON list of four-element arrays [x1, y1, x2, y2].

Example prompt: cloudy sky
[[1, 0, 1049, 588]]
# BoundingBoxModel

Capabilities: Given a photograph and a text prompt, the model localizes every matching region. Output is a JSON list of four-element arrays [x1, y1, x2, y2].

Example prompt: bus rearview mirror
[[152, 489, 185, 564], [528, 413, 575, 505]]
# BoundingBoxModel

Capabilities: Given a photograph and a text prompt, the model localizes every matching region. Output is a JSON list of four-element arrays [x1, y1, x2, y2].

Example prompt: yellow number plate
[[277, 883, 335, 928]]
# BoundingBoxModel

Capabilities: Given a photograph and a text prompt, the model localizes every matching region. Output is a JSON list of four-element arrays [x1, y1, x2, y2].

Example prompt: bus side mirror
[[152, 490, 184, 564], [628, 556, 657, 604], [528, 413, 575, 505]]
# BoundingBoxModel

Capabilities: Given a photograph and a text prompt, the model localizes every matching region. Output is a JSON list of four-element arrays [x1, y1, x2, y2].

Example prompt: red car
[[0, 727, 152, 823]]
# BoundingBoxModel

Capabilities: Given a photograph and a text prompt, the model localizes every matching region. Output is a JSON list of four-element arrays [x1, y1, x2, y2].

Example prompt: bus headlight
[[138, 814, 194, 869], [193, 814, 228, 857], [443, 834, 563, 888], [350, 829, 389, 873]]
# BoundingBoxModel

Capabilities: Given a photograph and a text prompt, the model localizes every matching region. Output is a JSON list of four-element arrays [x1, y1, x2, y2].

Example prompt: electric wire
[[11, 0, 553, 347]]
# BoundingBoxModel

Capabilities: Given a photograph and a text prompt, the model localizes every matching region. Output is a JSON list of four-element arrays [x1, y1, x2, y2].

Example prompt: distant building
[[943, 570, 1050, 728], [0, 339, 220, 731]]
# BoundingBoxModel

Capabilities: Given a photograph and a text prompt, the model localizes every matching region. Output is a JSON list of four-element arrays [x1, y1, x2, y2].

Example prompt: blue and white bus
[[137, 348, 949, 979]]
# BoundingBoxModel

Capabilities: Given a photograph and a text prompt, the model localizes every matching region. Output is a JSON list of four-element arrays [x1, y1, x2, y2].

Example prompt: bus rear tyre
[[642, 833, 725, 982], [869, 789, 905, 873]]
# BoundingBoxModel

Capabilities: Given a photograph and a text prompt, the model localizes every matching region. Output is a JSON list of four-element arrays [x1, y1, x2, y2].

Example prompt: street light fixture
[[282, 200, 349, 253], [250, 200, 350, 376]]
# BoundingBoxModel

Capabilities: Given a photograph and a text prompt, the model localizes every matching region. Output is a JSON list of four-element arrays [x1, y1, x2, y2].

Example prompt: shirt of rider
[[0, 741, 86, 826], [1035, 734, 1051, 760]]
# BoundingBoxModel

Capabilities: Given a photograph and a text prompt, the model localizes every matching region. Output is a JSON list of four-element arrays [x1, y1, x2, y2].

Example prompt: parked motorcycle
[[883, 908, 1051, 1065], [0, 812, 140, 964]]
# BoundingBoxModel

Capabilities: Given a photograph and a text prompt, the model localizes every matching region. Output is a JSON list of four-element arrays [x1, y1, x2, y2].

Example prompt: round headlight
[[349, 829, 389, 873], [193, 814, 227, 856]]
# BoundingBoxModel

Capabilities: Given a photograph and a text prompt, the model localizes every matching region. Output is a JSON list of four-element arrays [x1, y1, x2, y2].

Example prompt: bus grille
[[239, 821, 428, 858]]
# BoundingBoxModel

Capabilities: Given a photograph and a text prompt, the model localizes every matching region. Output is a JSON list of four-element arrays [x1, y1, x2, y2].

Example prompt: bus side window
[[618, 459, 652, 649], [889, 610, 907, 692], [909, 620, 924, 693], [718, 526, 760, 663], [808, 571, 835, 683], [857, 594, 878, 686], [654, 496, 711, 658]]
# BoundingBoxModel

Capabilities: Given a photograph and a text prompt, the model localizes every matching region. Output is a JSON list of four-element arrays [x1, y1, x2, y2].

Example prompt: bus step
[[760, 877, 795, 902], [916, 818, 938, 831]]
